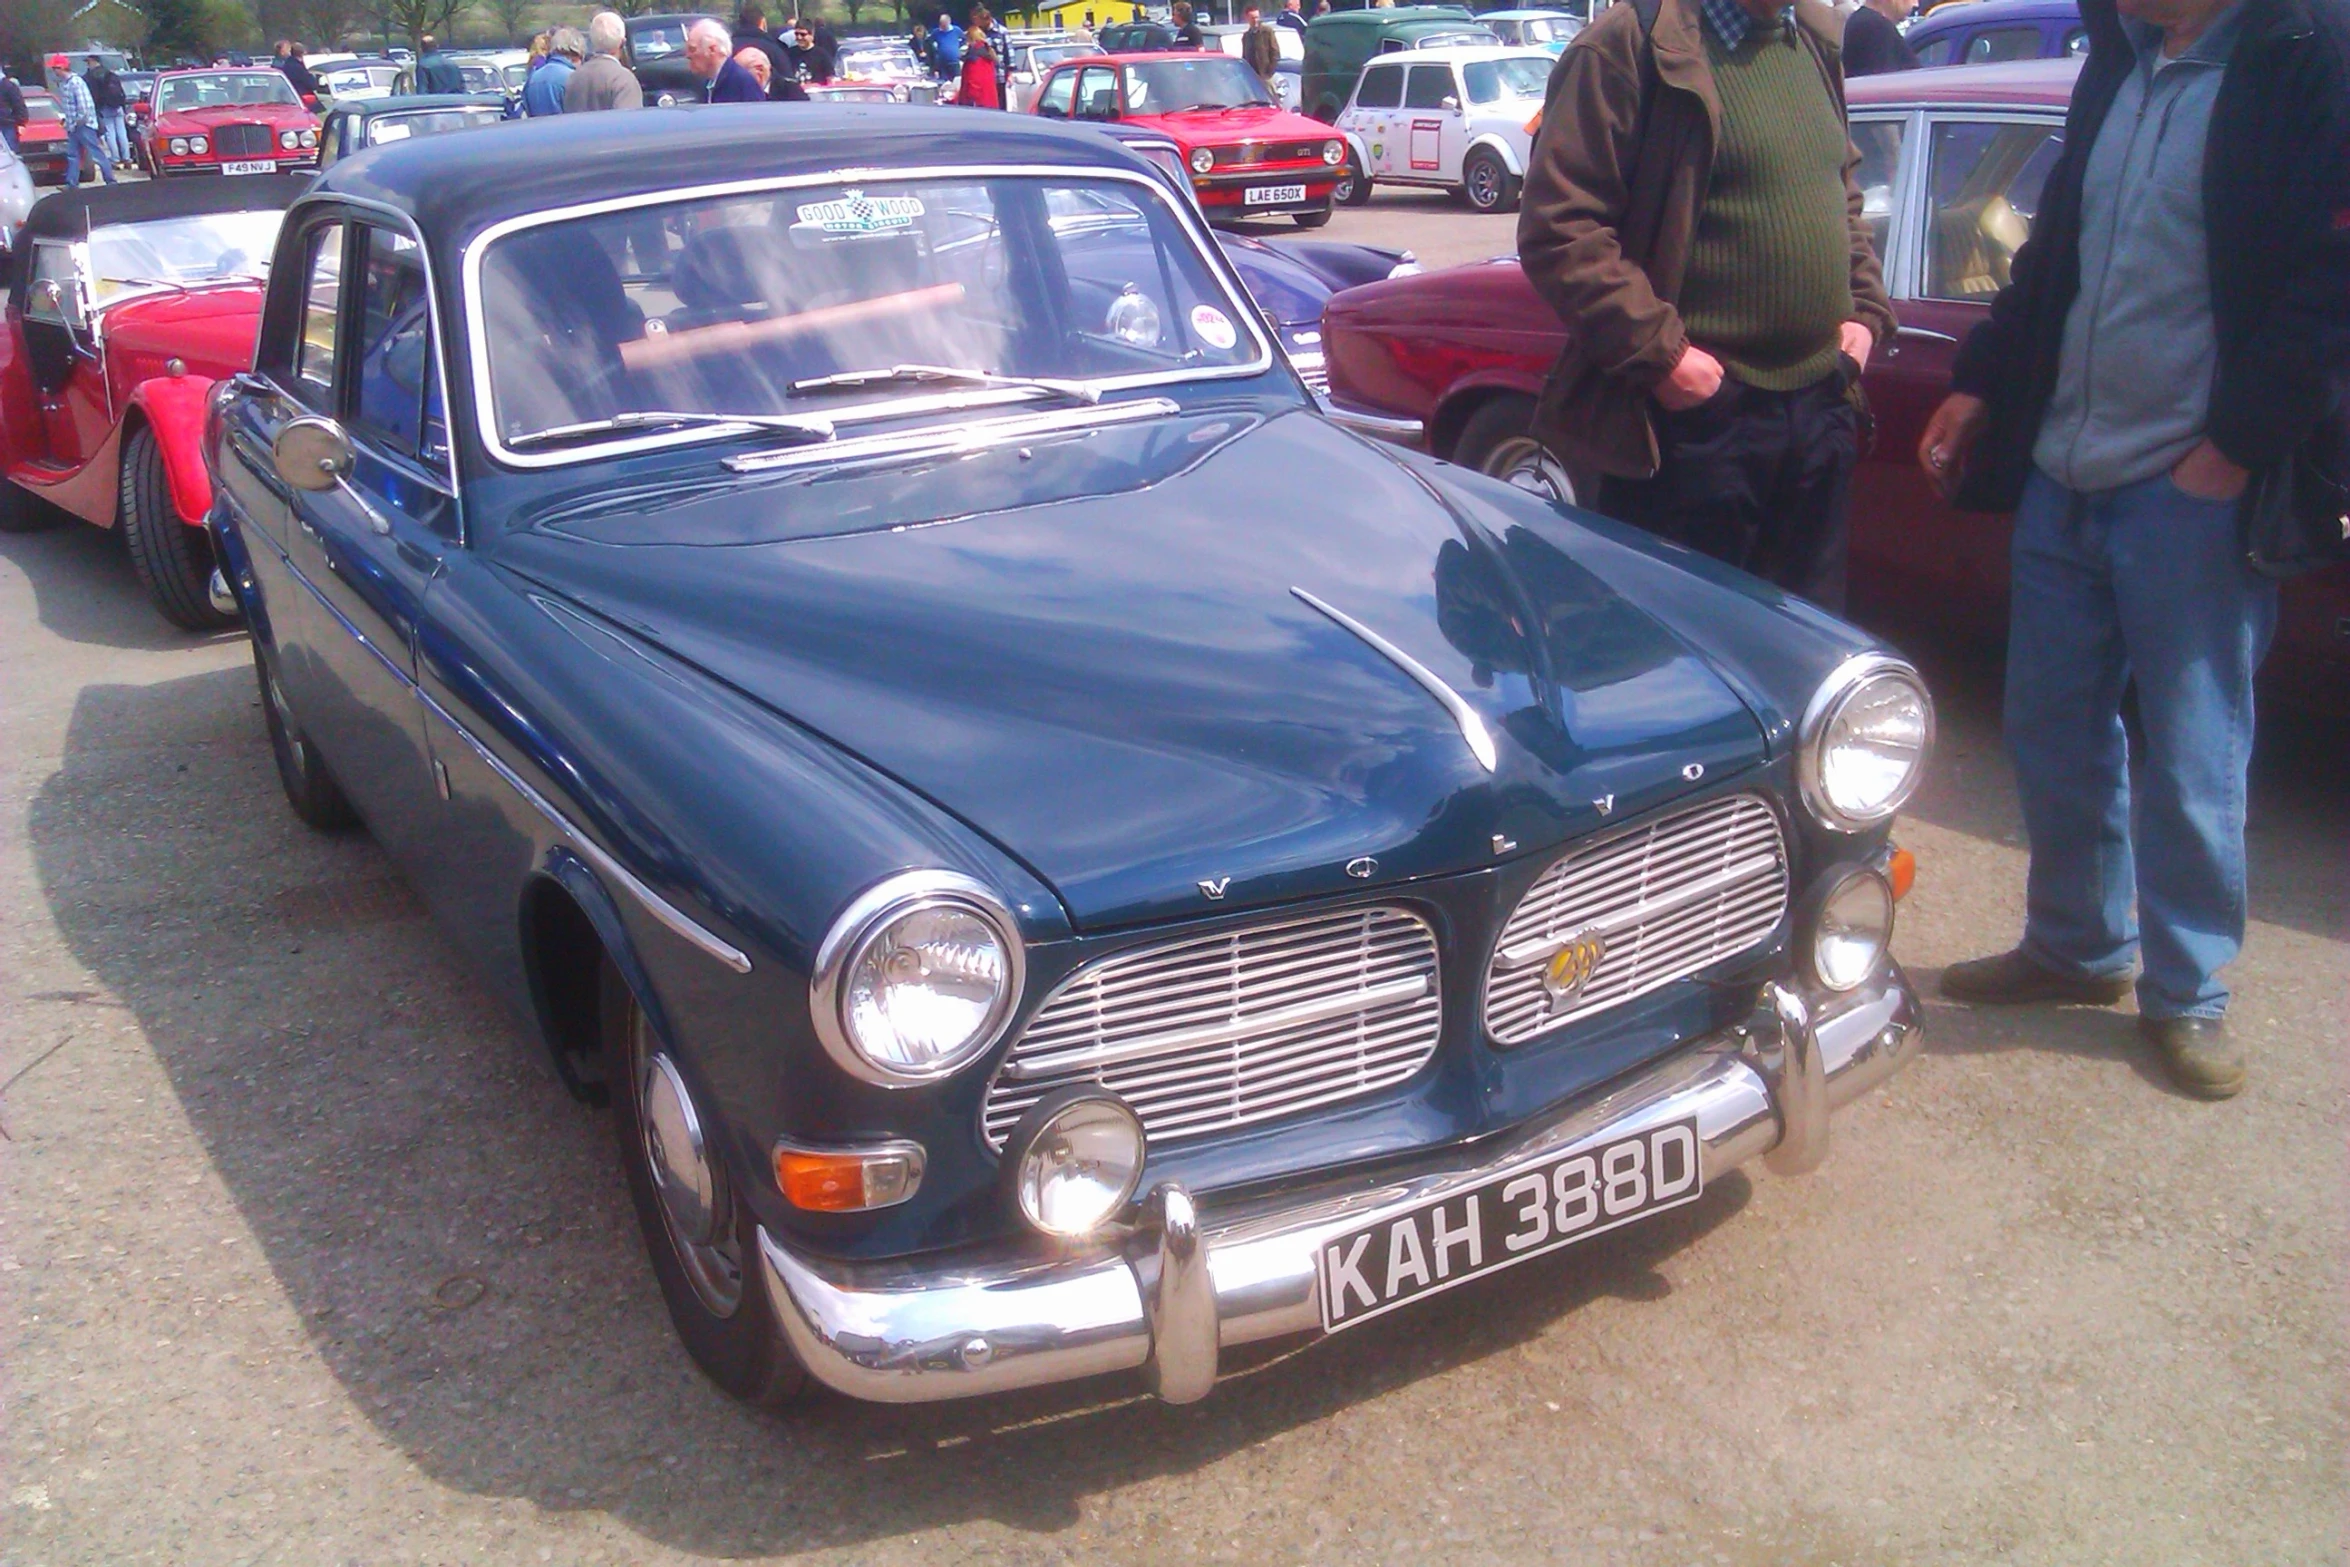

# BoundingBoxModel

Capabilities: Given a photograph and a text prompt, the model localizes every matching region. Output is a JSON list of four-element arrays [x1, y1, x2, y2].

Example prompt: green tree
[[485, 0, 532, 42], [140, 0, 216, 58], [377, 0, 468, 51]]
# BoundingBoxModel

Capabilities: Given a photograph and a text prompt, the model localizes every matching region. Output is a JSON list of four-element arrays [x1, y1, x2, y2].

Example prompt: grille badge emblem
[[1346, 857, 1378, 879], [1593, 794, 1615, 817], [1542, 936, 1608, 1010], [1682, 762, 1706, 781], [1198, 877, 1230, 900]]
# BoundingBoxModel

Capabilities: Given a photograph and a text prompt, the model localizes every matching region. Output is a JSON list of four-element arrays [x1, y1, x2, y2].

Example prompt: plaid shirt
[[1699, 0, 1796, 49], [56, 70, 97, 129]]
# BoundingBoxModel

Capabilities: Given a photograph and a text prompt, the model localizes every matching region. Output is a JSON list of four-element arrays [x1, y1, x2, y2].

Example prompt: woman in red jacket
[[954, 27, 999, 108]]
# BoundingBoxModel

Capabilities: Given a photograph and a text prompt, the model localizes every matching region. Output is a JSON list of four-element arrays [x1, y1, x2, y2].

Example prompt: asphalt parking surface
[[1, 193, 2343, 1565]]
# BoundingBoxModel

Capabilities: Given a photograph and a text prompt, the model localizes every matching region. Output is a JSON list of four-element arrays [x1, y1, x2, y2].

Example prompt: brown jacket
[[1515, 0, 1896, 478]]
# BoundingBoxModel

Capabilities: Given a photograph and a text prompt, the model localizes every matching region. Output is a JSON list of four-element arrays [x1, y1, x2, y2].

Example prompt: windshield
[[1028, 43, 1092, 71], [1122, 57, 1273, 112], [839, 42, 923, 75], [1461, 56, 1550, 102], [631, 20, 692, 58], [87, 211, 284, 300], [26, 96, 60, 123], [474, 173, 1265, 458], [158, 72, 301, 112], [1415, 29, 1498, 48], [501, 61, 529, 90], [369, 107, 503, 144], [1510, 16, 1575, 42]]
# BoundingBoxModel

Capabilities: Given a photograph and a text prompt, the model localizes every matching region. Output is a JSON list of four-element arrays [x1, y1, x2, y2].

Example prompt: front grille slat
[[216, 122, 271, 158], [981, 905, 1441, 1150], [1484, 793, 1789, 1047]]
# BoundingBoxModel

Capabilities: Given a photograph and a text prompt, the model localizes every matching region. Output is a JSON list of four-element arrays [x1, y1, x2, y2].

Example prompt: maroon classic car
[[0, 177, 308, 627], [1321, 59, 2350, 712]]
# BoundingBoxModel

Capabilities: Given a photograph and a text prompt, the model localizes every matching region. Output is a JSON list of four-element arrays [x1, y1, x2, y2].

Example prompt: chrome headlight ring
[[1797, 652, 1935, 833], [809, 869, 1026, 1088]]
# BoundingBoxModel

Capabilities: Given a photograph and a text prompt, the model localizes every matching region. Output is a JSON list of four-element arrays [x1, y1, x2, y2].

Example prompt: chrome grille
[[1214, 140, 1326, 167], [1484, 793, 1789, 1046], [982, 906, 1442, 1150], [215, 123, 272, 158]]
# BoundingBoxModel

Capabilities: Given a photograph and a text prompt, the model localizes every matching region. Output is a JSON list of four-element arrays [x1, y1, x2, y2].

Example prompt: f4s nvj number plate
[[1317, 1118, 1703, 1333]]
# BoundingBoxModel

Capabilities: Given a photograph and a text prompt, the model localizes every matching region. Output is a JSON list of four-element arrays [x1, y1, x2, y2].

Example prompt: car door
[[277, 217, 451, 853], [20, 239, 107, 467], [1345, 59, 1404, 176], [1400, 62, 1462, 183], [1074, 63, 1119, 121], [1853, 108, 2067, 627]]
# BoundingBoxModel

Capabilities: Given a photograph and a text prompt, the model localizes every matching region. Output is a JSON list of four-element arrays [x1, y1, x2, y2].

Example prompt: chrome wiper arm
[[505, 408, 837, 451], [787, 363, 1101, 404]]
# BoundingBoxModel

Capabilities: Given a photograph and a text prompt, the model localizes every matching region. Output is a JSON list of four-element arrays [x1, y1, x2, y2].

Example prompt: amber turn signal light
[[1886, 846, 1916, 902], [774, 1140, 926, 1213], [1523, 109, 1543, 137]]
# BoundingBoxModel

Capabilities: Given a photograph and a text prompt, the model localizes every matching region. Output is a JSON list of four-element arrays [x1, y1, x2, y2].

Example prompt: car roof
[[15, 172, 308, 254], [309, 103, 1157, 248], [1844, 55, 2080, 108], [339, 92, 507, 116], [157, 66, 285, 77], [1307, 6, 1480, 25], [1366, 43, 1554, 61], [1476, 9, 1575, 18], [1908, 0, 2080, 31]]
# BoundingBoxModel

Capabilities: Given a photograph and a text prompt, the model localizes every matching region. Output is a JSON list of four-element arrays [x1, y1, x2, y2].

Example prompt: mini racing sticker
[[795, 190, 926, 235], [1190, 304, 1237, 351]]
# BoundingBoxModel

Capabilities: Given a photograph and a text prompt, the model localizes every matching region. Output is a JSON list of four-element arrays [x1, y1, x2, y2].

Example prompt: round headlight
[[1105, 284, 1162, 347], [1189, 145, 1215, 175], [1005, 1088, 1147, 1237], [301, 128, 318, 147], [1322, 139, 1343, 165], [169, 136, 189, 155], [189, 135, 209, 154], [1799, 655, 1933, 831], [810, 871, 1023, 1086], [1810, 869, 1893, 991], [280, 128, 300, 149]]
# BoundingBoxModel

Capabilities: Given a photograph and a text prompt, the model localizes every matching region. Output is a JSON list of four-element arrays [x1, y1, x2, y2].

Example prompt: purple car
[[1906, 0, 2087, 65]]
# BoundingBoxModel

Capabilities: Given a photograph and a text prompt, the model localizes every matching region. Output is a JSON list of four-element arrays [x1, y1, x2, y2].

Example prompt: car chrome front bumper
[[758, 969, 1919, 1405]]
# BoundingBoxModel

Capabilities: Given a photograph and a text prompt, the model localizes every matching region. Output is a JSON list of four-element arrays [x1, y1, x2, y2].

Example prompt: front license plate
[[1317, 1118, 1702, 1333], [222, 159, 276, 175], [1244, 182, 1307, 205]]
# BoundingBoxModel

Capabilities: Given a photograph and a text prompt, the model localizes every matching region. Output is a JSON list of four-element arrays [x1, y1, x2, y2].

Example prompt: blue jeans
[[63, 123, 114, 186], [100, 106, 129, 163], [2005, 467, 2277, 1019]]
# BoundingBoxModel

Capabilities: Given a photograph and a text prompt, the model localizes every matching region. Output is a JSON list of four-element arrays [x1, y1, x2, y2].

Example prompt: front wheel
[[1291, 204, 1333, 229], [1333, 149, 1373, 208], [1454, 395, 1582, 508], [604, 960, 811, 1410], [120, 425, 236, 630], [1460, 148, 1521, 215]]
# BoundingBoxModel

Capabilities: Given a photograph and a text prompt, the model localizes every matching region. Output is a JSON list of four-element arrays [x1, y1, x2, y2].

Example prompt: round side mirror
[[274, 414, 354, 493]]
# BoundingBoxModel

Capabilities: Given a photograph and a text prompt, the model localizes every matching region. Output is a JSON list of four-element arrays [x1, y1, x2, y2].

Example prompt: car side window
[[1910, 34, 1954, 65], [1925, 118, 2064, 300], [2062, 26, 2089, 54], [1402, 63, 1452, 109], [1850, 117, 1906, 269], [294, 221, 345, 406], [1355, 62, 1403, 108], [1964, 27, 2042, 63], [1037, 66, 1076, 117], [24, 242, 85, 329], [352, 225, 444, 466], [1075, 65, 1117, 119]]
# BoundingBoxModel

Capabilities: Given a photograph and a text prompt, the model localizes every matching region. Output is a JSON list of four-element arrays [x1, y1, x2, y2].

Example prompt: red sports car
[[1031, 51, 1345, 227], [0, 177, 309, 627], [142, 68, 320, 178], [16, 91, 69, 185], [1320, 59, 2350, 713]]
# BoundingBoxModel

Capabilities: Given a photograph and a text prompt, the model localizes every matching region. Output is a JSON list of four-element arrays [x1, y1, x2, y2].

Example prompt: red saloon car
[[142, 68, 320, 178], [1031, 51, 1346, 227], [0, 177, 309, 627], [1321, 59, 2349, 712]]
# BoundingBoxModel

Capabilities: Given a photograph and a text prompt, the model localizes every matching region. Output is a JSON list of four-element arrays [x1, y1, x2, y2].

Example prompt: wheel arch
[[1428, 374, 1544, 463], [1463, 133, 1524, 177], [518, 852, 673, 1106], [124, 372, 220, 527]]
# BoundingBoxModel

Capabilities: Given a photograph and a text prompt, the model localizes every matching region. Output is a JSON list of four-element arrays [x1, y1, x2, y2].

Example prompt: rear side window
[[1355, 62, 1403, 108], [1964, 27, 2043, 62], [1911, 34, 1956, 65], [295, 222, 344, 406], [1402, 63, 1452, 109]]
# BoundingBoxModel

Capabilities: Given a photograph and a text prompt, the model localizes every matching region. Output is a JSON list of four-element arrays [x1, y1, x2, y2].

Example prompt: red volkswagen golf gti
[[1031, 51, 1345, 227]]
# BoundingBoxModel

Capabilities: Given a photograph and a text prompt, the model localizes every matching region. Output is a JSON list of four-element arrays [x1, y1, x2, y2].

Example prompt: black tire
[[253, 640, 360, 831], [603, 960, 811, 1411], [1461, 148, 1521, 215], [1454, 395, 1583, 508], [0, 479, 62, 533], [120, 424, 236, 630], [1291, 204, 1333, 229], [1334, 149, 1373, 208]]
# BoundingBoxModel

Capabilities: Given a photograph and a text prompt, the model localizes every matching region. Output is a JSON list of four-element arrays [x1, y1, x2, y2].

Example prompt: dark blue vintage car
[[205, 105, 1932, 1409]]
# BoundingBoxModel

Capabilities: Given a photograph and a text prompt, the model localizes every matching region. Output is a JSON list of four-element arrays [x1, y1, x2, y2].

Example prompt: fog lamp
[[773, 1138, 926, 1212], [1004, 1087, 1146, 1238], [1810, 869, 1894, 992], [1189, 145, 1215, 175]]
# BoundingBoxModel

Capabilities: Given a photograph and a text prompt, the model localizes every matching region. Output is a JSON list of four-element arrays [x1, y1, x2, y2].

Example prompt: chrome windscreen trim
[[1291, 586, 1497, 772], [413, 685, 753, 975], [722, 397, 1182, 474]]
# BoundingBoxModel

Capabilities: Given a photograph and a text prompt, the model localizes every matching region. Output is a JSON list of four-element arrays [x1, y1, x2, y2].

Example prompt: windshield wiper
[[505, 409, 837, 451], [787, 363, 1101, 404]]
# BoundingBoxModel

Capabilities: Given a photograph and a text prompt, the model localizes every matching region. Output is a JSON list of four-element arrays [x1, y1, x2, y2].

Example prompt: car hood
[[1140, 104, 1334, 143], [497, 404, 1769, 931]]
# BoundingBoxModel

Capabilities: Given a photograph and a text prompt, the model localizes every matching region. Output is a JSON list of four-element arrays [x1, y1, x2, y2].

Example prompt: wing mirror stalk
[[273, 415, 392, 536]]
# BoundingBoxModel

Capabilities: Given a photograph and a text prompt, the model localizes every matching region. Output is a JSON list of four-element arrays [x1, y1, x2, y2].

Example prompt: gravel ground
[[1, 193, 2343, 1565]]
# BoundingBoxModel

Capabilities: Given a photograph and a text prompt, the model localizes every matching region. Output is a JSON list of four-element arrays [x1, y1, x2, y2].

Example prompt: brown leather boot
[[1940, 948, 2133, 1006]]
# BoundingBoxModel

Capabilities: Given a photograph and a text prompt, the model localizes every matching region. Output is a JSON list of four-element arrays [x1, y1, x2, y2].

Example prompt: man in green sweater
[[1516, 0, 1895, 610]]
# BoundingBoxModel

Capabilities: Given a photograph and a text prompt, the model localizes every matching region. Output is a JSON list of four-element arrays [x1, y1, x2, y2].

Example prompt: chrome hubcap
[[1469, 163, 1498, 207], [1488, 437, 1577, 507], [633, 1010, 742, 1317]]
